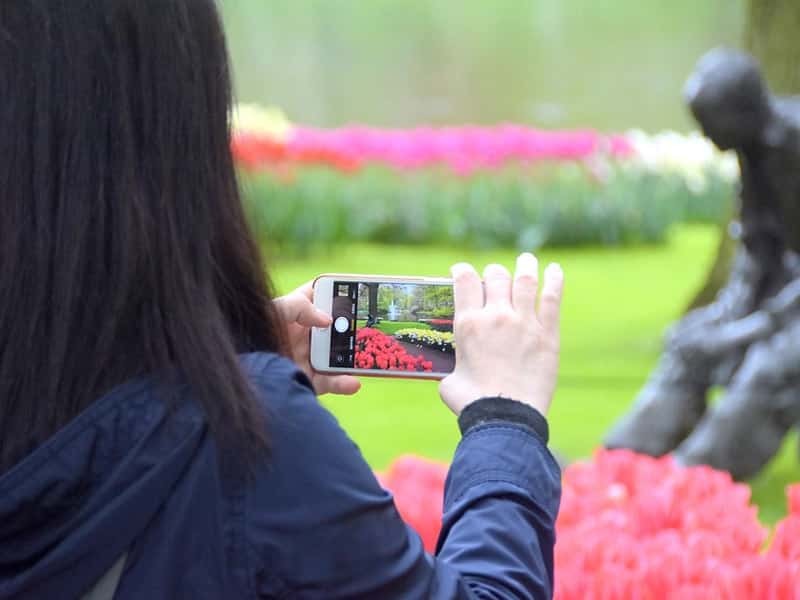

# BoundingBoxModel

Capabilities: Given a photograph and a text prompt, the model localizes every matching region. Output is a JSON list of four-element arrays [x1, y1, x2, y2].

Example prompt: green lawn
[[369, 321, 432, 335], [270, 225, 798, 524]]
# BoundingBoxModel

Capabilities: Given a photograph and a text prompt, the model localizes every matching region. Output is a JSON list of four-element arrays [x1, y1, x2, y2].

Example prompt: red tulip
[[378, 451, 800, 599]]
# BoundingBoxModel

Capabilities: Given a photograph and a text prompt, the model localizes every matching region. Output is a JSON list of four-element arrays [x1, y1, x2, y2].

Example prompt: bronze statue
[[605, 48, 800, 480]]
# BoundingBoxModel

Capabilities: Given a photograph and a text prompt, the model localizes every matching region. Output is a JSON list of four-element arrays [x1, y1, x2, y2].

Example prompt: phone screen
[[329, 280, 455, 375]]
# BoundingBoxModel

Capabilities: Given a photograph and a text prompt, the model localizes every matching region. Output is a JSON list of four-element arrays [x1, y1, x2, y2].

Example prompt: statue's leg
[[674, 331, 800, 480], [605, 350, 711, 457], [605, 251, 756, 458]]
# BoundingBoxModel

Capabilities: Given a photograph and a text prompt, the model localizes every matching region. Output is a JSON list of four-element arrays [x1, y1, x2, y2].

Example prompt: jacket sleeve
[[245, 368, 561, 600]]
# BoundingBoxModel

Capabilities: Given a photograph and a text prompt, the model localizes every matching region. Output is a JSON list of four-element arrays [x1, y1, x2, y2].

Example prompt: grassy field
[[270, 225, 797, 524]]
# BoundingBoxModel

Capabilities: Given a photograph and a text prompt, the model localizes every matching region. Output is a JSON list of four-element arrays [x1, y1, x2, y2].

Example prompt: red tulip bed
[[232, 133, 361, 174], [426, 318, 454, 332], [379, 451, 800, 599], [354, 327, 434, 372]]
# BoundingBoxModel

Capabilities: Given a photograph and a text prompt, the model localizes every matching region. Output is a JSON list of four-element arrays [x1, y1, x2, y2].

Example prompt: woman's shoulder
[[236, 352, 370, 491], [237, 352, 329, 431], [239, 351, 306, 382], [238, 352, 314, 399]]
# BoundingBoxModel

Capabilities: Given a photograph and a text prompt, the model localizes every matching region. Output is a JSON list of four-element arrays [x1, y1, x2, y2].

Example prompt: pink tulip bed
[[234, 125, 734, 255], [379, 451, 800, 600], [255, 125, 633, 174]]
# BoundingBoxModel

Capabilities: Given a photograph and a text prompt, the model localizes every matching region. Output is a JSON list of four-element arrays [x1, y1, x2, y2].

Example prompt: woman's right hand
[[439, 254, 564, 418]]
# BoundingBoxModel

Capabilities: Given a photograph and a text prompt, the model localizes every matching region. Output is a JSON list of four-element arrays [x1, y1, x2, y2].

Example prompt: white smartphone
[[311, 274, 455, 380]]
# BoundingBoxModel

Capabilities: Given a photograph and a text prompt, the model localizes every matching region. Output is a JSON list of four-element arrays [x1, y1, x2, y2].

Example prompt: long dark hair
[[0, 0, 287, 473]]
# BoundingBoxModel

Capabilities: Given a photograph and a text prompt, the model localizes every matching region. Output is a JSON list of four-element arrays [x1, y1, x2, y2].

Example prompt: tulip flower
[[379, 451, 800, 599]]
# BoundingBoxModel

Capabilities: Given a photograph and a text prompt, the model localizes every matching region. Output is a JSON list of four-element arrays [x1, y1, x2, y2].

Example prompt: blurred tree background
[[747, 0, 800, 94], [689, 0, 800, 309], [222, 0, 743, 131]]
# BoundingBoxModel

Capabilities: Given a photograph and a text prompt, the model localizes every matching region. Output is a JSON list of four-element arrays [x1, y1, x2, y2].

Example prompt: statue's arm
[[763, 277, 800, 323], [713, 278, 800, 351]]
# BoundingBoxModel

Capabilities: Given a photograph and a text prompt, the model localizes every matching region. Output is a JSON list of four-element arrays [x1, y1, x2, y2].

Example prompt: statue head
[[684, 48, 771, 150]]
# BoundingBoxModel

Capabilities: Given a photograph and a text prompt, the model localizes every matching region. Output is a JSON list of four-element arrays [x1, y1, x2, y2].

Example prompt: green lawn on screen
[[271, 225, 798, 524], [372, 321, 432, 335], [356, 320, 432, 335]]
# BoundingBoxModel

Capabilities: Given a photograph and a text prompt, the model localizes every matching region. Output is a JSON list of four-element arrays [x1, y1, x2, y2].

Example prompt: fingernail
[[546, 263, 563, 277], [316, 309, 333, 323]]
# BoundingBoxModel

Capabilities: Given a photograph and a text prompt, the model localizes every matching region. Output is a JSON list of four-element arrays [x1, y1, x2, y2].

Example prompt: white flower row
[[624, 129, 740, 194]]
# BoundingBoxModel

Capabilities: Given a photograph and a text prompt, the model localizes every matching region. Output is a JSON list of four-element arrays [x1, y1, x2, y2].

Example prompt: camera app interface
[[329, 281, 455, 374]]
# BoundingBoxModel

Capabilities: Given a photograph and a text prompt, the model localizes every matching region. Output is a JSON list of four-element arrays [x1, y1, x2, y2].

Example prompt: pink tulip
[[288, 125, 630, 175]]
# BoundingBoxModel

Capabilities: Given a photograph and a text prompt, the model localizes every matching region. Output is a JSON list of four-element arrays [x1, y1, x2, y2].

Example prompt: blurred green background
[[222, 0, 795, 523], [222, 0, 744, 130]]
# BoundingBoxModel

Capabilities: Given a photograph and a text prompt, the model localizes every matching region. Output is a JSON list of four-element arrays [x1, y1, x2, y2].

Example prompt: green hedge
[[241, 165, 733, 255]]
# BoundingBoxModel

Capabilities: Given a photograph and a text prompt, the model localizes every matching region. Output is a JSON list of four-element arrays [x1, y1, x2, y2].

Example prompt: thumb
[[277, 293, 332, 328]]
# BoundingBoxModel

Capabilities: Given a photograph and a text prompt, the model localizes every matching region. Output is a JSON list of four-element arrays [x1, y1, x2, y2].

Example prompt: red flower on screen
[[354, 328, 432, 373]]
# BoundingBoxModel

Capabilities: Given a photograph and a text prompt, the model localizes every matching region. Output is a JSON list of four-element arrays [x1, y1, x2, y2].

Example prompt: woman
[[0, 2, 564, 599]]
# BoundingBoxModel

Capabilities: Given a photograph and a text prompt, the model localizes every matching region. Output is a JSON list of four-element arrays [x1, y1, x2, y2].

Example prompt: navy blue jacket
[[0, 353, 561, 599]]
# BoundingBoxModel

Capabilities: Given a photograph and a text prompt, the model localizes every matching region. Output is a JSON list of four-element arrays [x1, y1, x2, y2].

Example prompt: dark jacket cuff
[[458, 397, 549, 444]]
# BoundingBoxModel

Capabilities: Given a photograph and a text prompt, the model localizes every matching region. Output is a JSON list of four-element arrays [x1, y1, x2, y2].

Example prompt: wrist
[[458, 397, 549, 444]]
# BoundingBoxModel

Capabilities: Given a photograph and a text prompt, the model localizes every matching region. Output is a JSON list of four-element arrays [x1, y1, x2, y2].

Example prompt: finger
[[314, 375, 362, 396], [276, 292, 331, 328], [451, 263, 483, 313], [538, 263, 564, 334], [295, 281, 314, 300], [483, 263, 512, 308], [512, 253, 539, 314]]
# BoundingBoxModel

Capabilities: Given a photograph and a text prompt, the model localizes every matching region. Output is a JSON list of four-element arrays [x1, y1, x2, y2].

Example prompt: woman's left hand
[[274, 282, 362, 396]]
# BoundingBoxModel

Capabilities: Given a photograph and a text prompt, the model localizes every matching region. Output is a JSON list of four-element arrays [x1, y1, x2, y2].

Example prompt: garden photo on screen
[[355, 283, 455, 374]]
